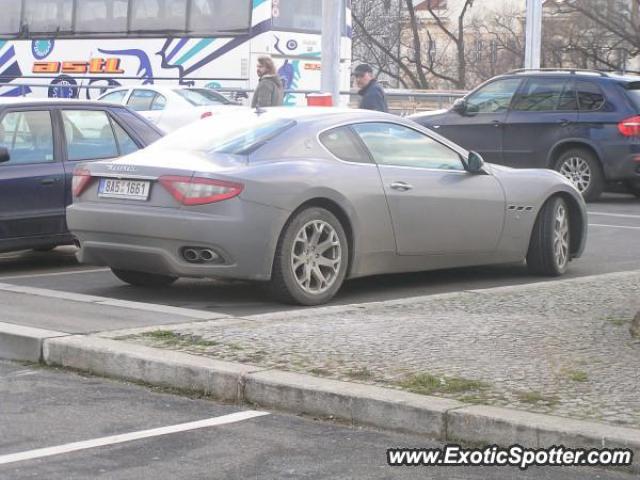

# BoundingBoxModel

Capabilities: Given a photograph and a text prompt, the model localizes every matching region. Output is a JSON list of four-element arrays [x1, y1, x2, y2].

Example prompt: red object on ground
[[306, 93, 333, 107]]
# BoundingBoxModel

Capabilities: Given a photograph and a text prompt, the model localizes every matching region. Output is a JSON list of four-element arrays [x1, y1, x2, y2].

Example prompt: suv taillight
[[618, 116, 640, 137], [159, 176, 243, 205], [72, 168, 92, 197]]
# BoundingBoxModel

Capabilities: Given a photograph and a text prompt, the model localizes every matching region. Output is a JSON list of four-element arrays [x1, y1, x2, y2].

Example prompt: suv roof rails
[[508, 68, 610, 77]]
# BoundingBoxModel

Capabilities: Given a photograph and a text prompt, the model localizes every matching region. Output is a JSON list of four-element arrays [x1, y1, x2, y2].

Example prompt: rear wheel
[[554, 148, 603, 201], [527, 196, 571, 276], [270, 207, 348, 306], [626, 180, 640, 198], [111, 268, 178, 287]]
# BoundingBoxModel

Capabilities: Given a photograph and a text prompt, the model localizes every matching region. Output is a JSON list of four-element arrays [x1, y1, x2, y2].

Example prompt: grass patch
[[139, 330, 219, 348], [516, 390, 559, 406], [398, 373, 489, 396], [226, 343, 244, 351], [566, 370, 588, 382], [345, 367, 374, 381], [309, 367, 332, 377], [605, 317, 629, 327]]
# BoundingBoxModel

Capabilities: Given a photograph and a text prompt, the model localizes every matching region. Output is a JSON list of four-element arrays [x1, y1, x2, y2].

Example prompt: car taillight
[[72, 168, 92, 197], [159, 176, 243, 205], [201, 111, 213, 119], [618, 116, 640, 137]]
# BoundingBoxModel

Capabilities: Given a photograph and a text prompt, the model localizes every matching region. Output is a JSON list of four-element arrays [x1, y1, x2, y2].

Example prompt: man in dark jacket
[[353, 63, 388, 113], [252, 56, 284, 108]]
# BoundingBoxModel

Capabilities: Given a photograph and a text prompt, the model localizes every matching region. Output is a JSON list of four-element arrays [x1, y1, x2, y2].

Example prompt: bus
[[0, 0, 352, 105]]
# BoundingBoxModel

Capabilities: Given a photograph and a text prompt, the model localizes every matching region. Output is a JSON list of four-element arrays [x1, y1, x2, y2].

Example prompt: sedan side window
[[352, 122, 464, 171], [465, 79, 521, 114], [127, 89, 157, 111], [111, 118, 140, 155], [319, 126, 371, 163], [99, 90, 127, 104], [0, 111, 54, 165], [62, 110, 118, 161]]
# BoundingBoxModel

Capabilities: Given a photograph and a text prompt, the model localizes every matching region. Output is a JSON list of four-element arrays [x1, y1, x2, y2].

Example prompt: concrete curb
[[0, 322, 69, 363], [40, 334, 640, 471]]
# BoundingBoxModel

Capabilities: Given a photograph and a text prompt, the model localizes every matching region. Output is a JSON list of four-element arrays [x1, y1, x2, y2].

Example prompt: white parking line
[[0, 268, 109, 281], [589, 223, 640, 231], [588, 211, 640, 220], [0, 410, 269, 466]]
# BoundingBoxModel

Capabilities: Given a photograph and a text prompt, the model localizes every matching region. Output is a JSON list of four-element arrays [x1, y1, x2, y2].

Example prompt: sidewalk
[[105, 270, 640, 429]]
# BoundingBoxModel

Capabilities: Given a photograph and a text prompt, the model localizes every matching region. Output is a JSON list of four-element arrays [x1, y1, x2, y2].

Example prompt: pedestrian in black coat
[[353, 63, 388, 113]]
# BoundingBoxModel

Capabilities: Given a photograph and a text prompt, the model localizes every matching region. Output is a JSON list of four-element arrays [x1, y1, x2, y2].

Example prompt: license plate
[[98, 178, 151, 201]]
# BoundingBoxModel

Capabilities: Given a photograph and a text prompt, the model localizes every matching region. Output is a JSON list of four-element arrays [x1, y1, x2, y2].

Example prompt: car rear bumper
[[66, 200, 290, 281], [601, 143, 640, 181]]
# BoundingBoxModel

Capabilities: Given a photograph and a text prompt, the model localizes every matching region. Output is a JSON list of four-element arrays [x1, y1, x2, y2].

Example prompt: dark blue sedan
[[0, 99, 162, 253]]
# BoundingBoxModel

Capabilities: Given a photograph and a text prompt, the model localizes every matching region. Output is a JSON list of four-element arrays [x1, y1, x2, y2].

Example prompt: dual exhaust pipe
[[182, 247, 219, 264]]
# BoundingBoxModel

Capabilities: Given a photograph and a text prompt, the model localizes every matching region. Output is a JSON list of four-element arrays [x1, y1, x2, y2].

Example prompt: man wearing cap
[[353, 63, 388, 113]]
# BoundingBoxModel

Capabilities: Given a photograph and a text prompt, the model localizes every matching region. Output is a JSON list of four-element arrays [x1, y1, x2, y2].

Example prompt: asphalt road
[[0, 360, 634, 480], [0, 193, 638, 320]]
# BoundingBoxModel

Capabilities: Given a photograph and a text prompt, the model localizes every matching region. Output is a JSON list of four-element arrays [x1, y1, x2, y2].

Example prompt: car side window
[[0, 111, 54, 165], [151, 94, 166, 111], [465, 78, 521, 114], [512, 78, 577, 112], [352, 122, 464, 171], [577, 81, 606, 111], [61, 110, 119, 161], [319, 126, 371, 164], [100, 90, 127, 104], [111, 117, 140, 155], [127, 89, 157, 111]]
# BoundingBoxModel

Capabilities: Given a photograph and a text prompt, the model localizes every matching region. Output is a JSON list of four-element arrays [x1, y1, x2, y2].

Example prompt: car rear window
[[625, 82, 640, 110], [149, 115, 296, 155]]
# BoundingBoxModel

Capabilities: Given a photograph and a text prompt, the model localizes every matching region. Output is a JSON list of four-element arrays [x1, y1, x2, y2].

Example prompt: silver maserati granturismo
[[67, 107, 587, 305]]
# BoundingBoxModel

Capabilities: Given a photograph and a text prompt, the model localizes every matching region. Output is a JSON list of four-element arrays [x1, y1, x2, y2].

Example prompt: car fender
[[546, 137, 604, 169]]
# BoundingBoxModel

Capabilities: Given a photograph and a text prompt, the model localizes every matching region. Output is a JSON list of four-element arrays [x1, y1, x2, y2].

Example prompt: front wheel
[[111, 268, 178, 287], [554, 148, 603, 201], [527, 196, 571, 276], [270, 207, 348, 306]]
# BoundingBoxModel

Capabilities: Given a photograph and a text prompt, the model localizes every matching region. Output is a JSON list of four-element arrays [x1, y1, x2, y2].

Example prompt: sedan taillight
[[159, 176, 243, 205], [72, 168, 92, 197], [201, 111, 213, 119], [618, 115, 640, 137]]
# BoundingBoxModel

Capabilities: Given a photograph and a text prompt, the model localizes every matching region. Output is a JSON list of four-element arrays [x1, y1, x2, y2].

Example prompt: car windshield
[[149, 114, 296, 155], [174, 88, 234, 106]]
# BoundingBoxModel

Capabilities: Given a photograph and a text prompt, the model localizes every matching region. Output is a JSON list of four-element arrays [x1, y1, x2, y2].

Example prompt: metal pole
[[321, 0, 342, 106], [524, 0, 542, 69]]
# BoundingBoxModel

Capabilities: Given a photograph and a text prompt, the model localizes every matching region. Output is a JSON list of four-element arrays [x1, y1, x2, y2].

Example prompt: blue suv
[[410, 70, 640, 201], [0, 99, 162, 253]]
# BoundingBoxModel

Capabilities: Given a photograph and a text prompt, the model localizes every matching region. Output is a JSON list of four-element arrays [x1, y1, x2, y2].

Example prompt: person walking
[[353, 63, 388, 113], [251, 56, 284, 108]]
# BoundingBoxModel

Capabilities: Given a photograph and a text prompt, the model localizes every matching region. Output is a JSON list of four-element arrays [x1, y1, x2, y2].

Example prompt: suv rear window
[[625, 82, 640, 110]]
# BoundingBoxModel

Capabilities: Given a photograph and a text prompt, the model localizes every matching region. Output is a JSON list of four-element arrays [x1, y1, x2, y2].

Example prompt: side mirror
[[467, 151, 485, 173], [452, 98, 467, 114], [0, 147, 9, 164]]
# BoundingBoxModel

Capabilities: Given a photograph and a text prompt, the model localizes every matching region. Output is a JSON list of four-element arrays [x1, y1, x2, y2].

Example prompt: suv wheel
[[527, 196, 571, 276], [626, 181, 640, 198], [554, 148, 603, 201], [270, 207, 348, 306], [111, 268, 178, 287]]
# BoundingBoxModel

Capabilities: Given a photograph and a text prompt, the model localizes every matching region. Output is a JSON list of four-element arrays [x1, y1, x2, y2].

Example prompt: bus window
[[24, 0, 73, 33], [76, 0, 128, 33], [188, 0, 251, 34], [130, 0, 187, 31], [0, 2, 21, 36], [272, 0, 322, 32]]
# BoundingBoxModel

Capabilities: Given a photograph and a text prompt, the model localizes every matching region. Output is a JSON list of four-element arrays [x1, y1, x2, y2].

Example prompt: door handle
[[390, 181, 413, 191], [558, 119, 571, 127], [492, 120, 502, 127], [39, 177, 60, 185]]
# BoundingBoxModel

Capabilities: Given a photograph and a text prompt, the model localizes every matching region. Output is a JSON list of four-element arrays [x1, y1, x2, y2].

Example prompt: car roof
[[210, 106, 400, 125], [0, 98, 125, 107]]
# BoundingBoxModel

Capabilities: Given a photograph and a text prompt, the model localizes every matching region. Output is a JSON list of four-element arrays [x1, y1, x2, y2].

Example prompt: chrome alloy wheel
[[558, 156, 591, 193], [290, 220, 342, 295], [553, 203, 570, 270]]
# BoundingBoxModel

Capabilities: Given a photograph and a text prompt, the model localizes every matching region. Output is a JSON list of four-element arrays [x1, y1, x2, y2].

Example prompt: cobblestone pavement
[[113, 271, 640, 429]]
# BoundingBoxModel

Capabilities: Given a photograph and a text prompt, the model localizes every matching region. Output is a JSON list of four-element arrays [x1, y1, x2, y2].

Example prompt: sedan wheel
[[270, 207, 348, 305], [526, 196, 571, 276], [111, 268, 178, 287], [554, 148, 603, 201]]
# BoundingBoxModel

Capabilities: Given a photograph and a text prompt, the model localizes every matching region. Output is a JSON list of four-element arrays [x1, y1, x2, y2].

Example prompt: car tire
[[526, 196, 571, 276], [111, 268, 178, 287], [270, 207, 349, 306], [625, 181, 640, 198], [554, 148, 603, 201]]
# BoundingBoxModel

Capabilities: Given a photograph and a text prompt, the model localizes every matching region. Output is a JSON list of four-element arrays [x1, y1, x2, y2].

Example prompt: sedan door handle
[[558, 119, 571, 127], [390, 181, 413, 191], [492, 120, 502, 127], [39, 177, 60, 186]]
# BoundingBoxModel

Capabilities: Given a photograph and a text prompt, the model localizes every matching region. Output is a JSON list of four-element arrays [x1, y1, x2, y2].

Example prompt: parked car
[[410, 69, 640, 200], [67, 108, 587, 305], [0, 98, 163, 254], [98, 86, 246, 133]]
